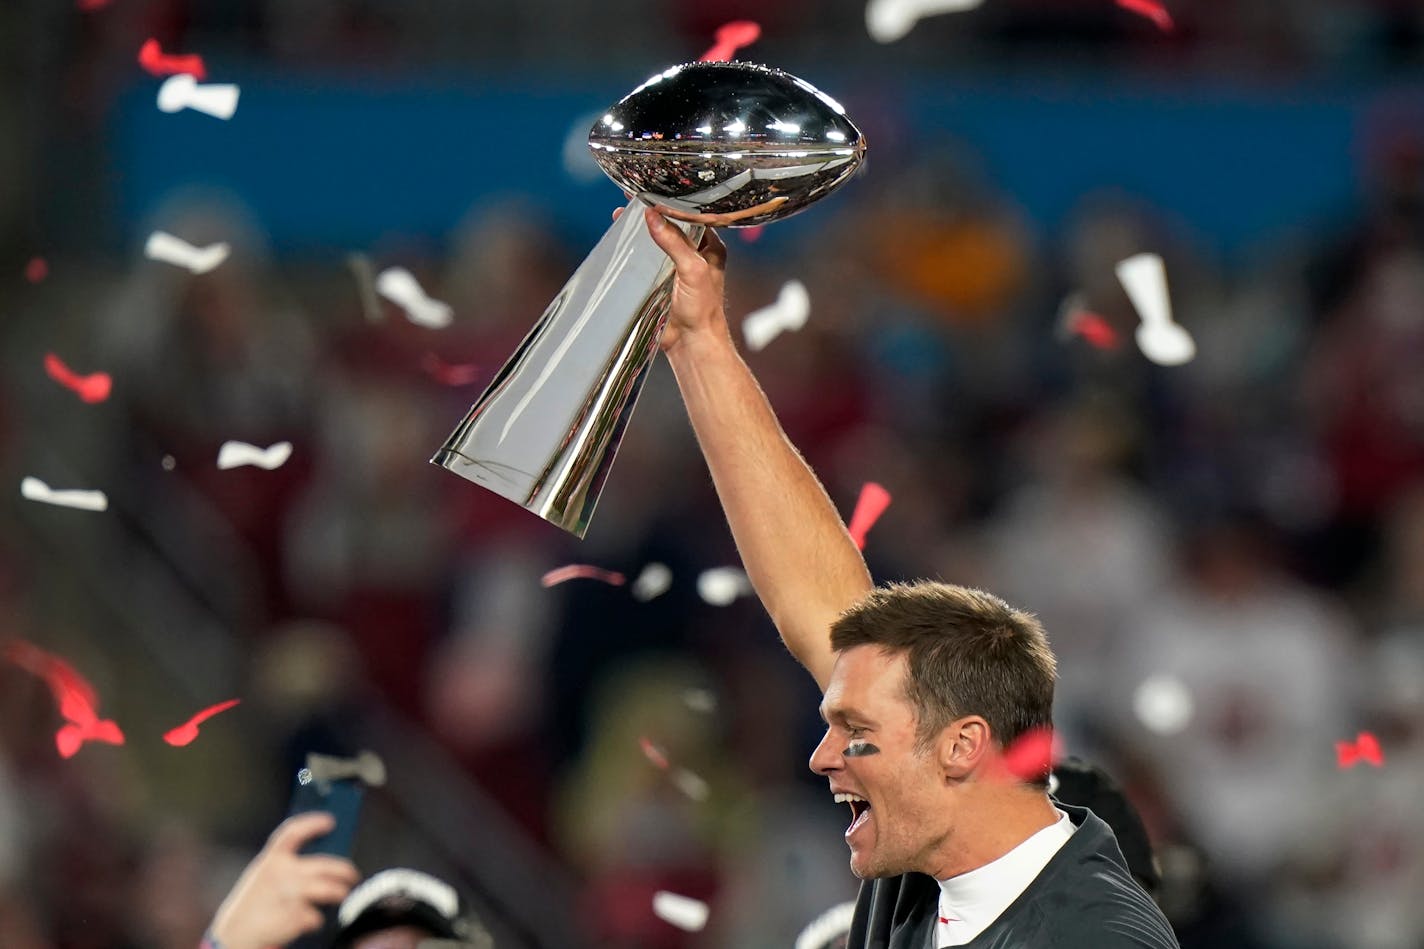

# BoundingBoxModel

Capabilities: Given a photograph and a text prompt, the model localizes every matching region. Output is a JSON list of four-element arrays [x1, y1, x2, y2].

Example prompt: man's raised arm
[[644, 207, 872, 692]]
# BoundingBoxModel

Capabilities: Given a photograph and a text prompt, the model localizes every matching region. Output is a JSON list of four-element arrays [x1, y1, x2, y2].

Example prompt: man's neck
[[922, 788, 1061, 880]]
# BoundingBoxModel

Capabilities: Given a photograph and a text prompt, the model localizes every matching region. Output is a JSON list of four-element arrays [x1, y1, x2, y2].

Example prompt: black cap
[[333, 868, 468, 947]]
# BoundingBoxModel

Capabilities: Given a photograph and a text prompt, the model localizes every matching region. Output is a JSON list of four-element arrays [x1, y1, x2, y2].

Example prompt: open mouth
[[835, 793, 873, 837]]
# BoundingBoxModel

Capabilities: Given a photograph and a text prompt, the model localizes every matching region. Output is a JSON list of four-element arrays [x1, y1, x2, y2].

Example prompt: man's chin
[[848, 852, 898, 880]]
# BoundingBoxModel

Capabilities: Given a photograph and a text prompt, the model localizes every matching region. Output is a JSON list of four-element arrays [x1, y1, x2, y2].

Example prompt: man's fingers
[[643, 208, 707, 272], [297, 907, 325, 934], [302, 875, 356, 906], [266, 812, 336, 854], [301, 855, 360, 886]]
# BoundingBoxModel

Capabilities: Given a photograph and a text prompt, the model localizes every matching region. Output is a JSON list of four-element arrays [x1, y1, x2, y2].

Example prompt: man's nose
[[808, 729, 842, 776]]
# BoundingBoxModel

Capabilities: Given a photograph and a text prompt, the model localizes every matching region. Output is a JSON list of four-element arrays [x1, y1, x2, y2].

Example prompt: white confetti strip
[[652, 891, 709, 932], [865, 0, 984, 43], [794, 900, 857, 949], [217, 440, 293, 471], [156, 74, 240, 120], [682, 688, 717, 713], [1115, 253, 1196, 366], [671, 767, 710, 802], [375, 267, 453, 329], [741, 279, 810, 352], [1132, 673, 1195, 735], [20, 477, 108, 512], [144, 231, 231, 275], [697, 567, 752, 606], [632, 562, 673, 602]]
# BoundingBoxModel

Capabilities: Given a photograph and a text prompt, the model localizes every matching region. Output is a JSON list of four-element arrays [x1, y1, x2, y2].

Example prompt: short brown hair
[[829, 582, 1056, 754]]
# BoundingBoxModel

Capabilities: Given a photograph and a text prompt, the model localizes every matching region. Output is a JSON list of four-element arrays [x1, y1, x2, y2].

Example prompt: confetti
[[137, 38, 207, 80], [865, 0, 984, 43], [421, 353, 481, 386], [3, 639, 126, 758], [375, 267, 453, 329], [1132, 674, 1194, 735], [698, 20, 762, 62], [696, 567, 752, 606], [217, 440, 293, 471], [639, 736, 670, 770], [1115, 0, 1174, 32], [631, 562, 672, 602], [161, 455, 177, 471], [1335, 731, 1384, 769], [794, 901, 857, 949], [156, 73, 240, 120], [540, 564, 626, 588], [1069, 312, 1120, 350], [1056, 294, 1120, 350], [144, 231, 231, 275], [1115, 253, 1195, 366], [653, 891, 710, 932], [20, 477, 108, 512], [682, 688, 717, 713], [1001, 726, 1058, 783], [737, 225, 766, 244], [44, 353, 112, 404], [847, 482, 892, 551], [671, 767, 711, 801], [25, 256, 48, 283], [741, 279, 810, 352], [163, 698, 241, 747]]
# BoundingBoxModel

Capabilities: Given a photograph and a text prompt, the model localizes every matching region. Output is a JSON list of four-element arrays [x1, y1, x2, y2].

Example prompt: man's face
[[810, 645, 950, 879], [351, 924, 437, 949]]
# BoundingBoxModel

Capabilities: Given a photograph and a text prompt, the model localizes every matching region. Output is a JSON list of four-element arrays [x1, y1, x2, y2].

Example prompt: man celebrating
[[641, 206, 1178, 949]]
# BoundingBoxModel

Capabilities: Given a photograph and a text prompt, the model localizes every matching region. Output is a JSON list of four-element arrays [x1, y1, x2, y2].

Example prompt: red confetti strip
[[3, 639, 126, 758], [737, 226, 766, 244], [698, 20, 761, 62], [44, 353, 112, 404], [1115, 0, 1174, 32], [1335, 731, 1384, 769], [639, 736, 670, 770], [540, 564, 626, 588], [163, 698, 241, 747], [137, 38, 208, 80], [1001, 726, 1059, 783], [421, 353, 481, 386], [25, 257, 48, 283], [1070, 311, 1120, 350], [847, 482, 892, 551]]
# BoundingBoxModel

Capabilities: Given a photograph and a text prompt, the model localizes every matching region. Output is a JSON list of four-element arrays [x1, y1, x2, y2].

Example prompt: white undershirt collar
[[933, 807, 1075, 947]]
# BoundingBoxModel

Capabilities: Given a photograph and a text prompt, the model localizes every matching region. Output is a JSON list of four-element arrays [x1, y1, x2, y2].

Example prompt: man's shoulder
[[1017, 865, 1179, 949]]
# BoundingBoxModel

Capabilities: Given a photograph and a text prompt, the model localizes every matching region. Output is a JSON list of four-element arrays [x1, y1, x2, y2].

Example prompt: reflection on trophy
[[431, 61, 867, 537]]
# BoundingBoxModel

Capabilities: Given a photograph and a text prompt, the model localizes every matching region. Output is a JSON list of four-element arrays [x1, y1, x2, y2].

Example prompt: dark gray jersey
[[846, 804, 1179, 949]]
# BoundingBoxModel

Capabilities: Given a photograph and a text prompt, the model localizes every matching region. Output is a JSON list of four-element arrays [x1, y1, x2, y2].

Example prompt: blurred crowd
[[4, 2, 1424, 949]]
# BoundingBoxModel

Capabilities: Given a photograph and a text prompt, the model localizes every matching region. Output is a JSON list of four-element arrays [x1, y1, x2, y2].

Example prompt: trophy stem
[[432, 199, 702, 537]]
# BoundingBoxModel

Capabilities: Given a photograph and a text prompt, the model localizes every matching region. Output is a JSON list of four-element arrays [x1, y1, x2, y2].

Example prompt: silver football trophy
[[431, 61, 867, 536]]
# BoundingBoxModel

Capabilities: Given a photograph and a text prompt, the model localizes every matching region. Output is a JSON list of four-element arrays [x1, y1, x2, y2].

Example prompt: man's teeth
[[834, 793, 868, 804]]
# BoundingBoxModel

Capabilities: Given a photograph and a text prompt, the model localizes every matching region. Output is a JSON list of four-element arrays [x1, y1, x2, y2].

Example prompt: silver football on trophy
[[588, 61, 866, 227], [432, 62, 865, 537]]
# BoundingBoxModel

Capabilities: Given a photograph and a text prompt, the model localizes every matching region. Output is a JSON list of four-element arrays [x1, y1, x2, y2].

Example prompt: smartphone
[[286, 760, 367, 858]]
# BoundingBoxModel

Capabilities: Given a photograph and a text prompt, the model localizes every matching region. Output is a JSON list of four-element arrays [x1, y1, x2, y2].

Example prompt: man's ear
[[937, 716, 991, 780]]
